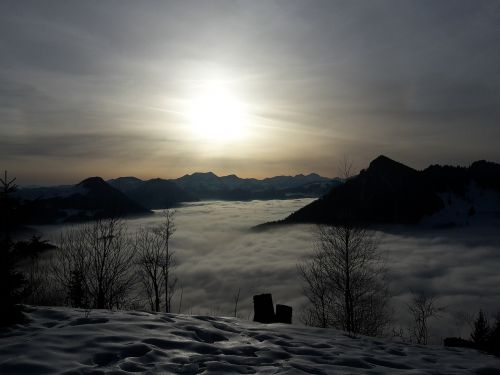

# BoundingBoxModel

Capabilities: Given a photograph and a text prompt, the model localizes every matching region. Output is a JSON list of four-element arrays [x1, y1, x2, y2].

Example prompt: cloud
[[0, 132, 175, 159], [38, 199, 500, 341], [2, 1, 500, 181]]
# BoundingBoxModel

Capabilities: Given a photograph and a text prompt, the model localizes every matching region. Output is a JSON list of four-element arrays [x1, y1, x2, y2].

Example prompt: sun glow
[[186, 81, 249, 142]]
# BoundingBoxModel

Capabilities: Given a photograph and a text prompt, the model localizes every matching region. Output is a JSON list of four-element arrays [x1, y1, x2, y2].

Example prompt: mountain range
[[16, 172, 337, 223], [107, 172, 337, 208], [273, 155, 500, 228], [15, 177, 150, 224], [16, 156, 500, 227]]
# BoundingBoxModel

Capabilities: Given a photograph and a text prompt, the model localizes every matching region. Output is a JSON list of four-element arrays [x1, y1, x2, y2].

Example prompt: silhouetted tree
[[298, 247, 330, 328], [153, 209, 177, 313], [15, 235, 56, 305], [0, 171, 27, 326], [52, 218, 136, 309], [488, 313, 500, 356], [135, 227, 166, 312], [68, 269, 89, 308], [0, 240, 26, 326], [407, 291, 444, 345], [0, 170, 18, 240], [471, 310, 490, 348], [233, 287, 241, 318], [299, 224, 391, 336], [445, 310, 500, 356]]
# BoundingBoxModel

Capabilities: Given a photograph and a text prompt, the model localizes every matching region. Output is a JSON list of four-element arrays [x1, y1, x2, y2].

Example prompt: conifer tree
[[0, 171, 26, 326], [471, 310, 490, 348]]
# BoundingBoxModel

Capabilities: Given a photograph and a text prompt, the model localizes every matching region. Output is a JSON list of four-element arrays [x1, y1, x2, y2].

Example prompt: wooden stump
[[253, 294, 275, 323], [276, 304, 292, 324]]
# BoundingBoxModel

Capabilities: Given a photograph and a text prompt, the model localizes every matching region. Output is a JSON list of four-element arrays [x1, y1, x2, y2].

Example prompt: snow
[[1, 306, 500, 374], [421, 183, 500, 228]]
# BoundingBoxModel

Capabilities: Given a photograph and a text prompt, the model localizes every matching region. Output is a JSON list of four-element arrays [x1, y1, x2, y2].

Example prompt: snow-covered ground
[[1, 306, 500, 374]]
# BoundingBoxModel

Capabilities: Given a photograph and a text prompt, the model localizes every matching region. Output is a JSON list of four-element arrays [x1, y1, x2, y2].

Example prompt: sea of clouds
[[37, 199, 500, 341]]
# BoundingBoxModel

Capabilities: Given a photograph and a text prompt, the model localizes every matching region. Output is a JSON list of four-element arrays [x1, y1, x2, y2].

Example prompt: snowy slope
[[421, 183, 500, 227], [1, 306, 499, 374]]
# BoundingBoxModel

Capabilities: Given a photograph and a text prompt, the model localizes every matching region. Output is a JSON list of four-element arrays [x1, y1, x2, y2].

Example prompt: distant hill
[[107, 172, 338, 207], [17, 172, 337, 221], [109, 178, 197, 209], [16, 177, 150, 224], [267, 155, 500, 227], [171, 172, 337, 201], [106, 176, 144, 192]]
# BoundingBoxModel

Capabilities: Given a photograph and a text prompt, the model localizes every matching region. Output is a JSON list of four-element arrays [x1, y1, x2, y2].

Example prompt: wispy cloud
[[1, 1, 500, 182]]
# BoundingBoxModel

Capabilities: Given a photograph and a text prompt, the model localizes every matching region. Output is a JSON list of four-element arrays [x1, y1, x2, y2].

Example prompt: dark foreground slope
[[280, 155, 500, 226]]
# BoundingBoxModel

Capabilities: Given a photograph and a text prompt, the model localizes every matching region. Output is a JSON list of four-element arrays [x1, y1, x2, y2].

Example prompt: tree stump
[[253, 294, 275, 323], [276, 304, 292, 324]]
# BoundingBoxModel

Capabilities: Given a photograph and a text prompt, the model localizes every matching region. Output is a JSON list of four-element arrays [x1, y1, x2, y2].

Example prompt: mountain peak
[[370, 154, 396, 166], [190, 172, 218, 178], [110, 176, 143, 183], [471, 160, 499, 169], [368, 155, 416, 174], [77, 177, 106, 188]]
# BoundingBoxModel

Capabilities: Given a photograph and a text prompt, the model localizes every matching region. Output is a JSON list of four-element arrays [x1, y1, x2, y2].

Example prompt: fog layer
[[37, 199, 500, 339]]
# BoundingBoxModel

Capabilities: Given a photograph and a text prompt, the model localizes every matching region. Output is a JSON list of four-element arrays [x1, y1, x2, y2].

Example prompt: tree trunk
[[153, 282, 160, 312]]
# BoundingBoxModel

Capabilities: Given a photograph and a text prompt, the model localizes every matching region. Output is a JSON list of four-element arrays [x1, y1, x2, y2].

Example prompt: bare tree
[[233, 287, 241, 318], [153, 209, 177, 313], [298, 251, 330, 328], [299, 223, 392, 336], [407, 291, 444, 344], [135, 227, 165, 312], [52, 218, 136, 309], [177, 286, 183, 314], [339, 155, 353, 182]]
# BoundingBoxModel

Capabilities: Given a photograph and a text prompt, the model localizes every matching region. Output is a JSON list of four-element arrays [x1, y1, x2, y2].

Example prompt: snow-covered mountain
[[1, 306, 499, 374]]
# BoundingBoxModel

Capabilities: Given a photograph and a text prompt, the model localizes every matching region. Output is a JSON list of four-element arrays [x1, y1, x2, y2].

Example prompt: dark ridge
[[21, 176, 151, 224], [277, 156, 500, 226], [66, 177, 150, 217], [107, 177, 144, 192], [126, 178, 197, 209], [367, 155, 417, 175], [77, 176, 106, 188]]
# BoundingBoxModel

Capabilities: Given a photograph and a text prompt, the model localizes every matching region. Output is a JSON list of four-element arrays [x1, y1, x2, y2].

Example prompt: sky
[[1, 0, 500, 185]]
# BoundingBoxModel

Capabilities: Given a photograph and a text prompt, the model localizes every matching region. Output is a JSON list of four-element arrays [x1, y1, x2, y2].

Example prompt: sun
[[186, 81, 248, 142]]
